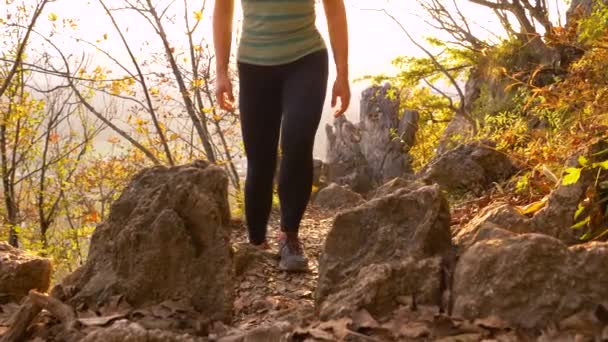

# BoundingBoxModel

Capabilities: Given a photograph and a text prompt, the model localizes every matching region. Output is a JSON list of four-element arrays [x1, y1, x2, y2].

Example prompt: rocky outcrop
[[325, 83, 418, 193], [316, 184, 452, 319], [359, 84, 415, 185], [62, 161, 234, 322], [313, 183, 365, 210], [419, 141, 518, 194], [0, 243, 52, 301], [453, 234, 608, 328], [325, 117, 373, 193]]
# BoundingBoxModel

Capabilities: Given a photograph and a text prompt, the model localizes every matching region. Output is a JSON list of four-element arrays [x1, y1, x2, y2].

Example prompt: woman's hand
[[332, 75, 350, 117], [323, 0, 349, 117], [216, 72, 235, 112]]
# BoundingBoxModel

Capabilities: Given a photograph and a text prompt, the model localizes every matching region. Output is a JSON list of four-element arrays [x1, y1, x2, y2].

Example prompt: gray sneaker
[[278, 236, 308, 272]]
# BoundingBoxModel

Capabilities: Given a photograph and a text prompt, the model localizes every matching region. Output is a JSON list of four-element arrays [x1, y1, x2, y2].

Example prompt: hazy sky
[[11, 0, 569, 158]]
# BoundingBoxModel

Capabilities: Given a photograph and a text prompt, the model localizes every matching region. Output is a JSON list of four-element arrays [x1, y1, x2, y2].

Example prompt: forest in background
[[1, 0, 608, 281]]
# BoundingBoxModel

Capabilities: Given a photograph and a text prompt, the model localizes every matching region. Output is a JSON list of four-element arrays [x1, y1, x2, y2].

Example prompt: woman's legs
[[279, 50, 329, 234], [237, 49, 328, 254], [238, 63, 283, 246], [275, 49, 328, 271]]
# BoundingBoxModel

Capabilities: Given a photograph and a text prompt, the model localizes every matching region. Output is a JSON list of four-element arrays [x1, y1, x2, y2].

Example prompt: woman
[[213, 0, 350, 272]]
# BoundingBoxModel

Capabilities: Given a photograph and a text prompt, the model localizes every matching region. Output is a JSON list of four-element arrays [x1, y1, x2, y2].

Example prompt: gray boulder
[[419, 141, 518, 194], [316, 184, 452, 319], [313, 183, 365, 210], [62, 161, 234, 322], [453, 234, 608, 328]]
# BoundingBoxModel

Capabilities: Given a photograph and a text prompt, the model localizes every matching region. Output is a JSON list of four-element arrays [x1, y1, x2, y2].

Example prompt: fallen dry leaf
[[293, 327, 335, 341], [160, 299, 191, 313], [77, 313, 126, 327], [317, 317, 353, 340], [396, 322, 431, 339], [474, 315, 510, 331]]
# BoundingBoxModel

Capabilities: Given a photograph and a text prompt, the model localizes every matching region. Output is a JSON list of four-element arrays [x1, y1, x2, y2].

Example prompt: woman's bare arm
[[213, 0, 234, 76], [213, 0, 235, 110], [322, 0, 350, 116]]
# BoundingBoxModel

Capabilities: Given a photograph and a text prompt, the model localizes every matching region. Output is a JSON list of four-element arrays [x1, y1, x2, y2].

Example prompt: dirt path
[[230, 205, 334, 330]]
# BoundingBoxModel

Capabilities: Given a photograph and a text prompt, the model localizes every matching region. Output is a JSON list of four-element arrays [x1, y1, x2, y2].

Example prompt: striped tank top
[[238, 0, 326, 66]]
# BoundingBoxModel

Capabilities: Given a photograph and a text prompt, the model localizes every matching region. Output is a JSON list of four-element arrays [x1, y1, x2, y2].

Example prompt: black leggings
[[238, 49, 329, 245]]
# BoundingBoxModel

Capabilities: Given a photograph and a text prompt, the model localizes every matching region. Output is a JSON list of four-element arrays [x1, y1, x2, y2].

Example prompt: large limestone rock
[[419, 141, 518, 194], [325, 117, 373, 193], [316, 184, 452, 319], [359, 83, 415, 185], [0, 242, 52, 301], [453, 234, 608, 328], [324, 83, 418, 193], [62, 161, 234, 322], [313, 183, 365, 210]]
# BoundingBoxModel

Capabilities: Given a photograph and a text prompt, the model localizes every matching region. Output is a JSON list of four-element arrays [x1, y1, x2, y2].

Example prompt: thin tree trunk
[[98, 0, 175, 166], [0, 0, 50, 98], [145, 0, 217, 163]]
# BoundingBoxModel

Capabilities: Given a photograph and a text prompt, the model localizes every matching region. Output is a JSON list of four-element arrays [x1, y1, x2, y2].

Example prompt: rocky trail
[[1, 138, 608, 341]]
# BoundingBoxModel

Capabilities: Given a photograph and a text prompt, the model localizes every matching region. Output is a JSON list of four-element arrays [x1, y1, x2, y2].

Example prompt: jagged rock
[[80, 320, 203, 342], [325, 117, 373, 193], [316, 184, 452, 319], [313, 183, 365, 210], [359, 83, 415, 185], [454, 203, 531, 249], [0, 242, 52, 301], [453, 234, 608, 328], [419, 141, 518, 194], [62, 161, 234, 322], [324, 84, 418, 193], [371, 177, 418, 199]]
